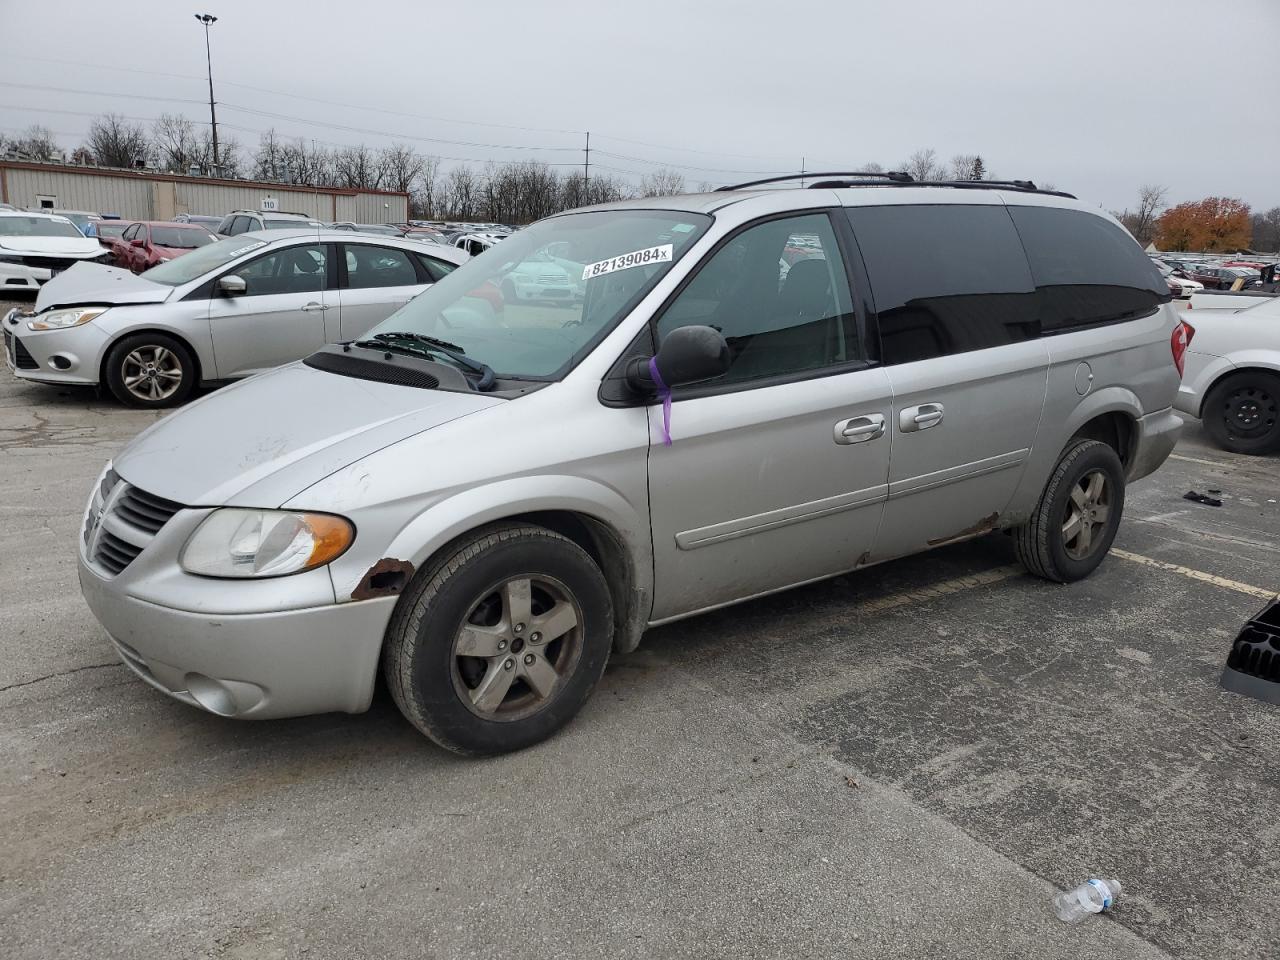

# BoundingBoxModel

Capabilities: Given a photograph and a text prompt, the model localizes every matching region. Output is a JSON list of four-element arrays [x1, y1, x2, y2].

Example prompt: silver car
[[76, 179, 1186, 754], [4, 230, 468, 407]]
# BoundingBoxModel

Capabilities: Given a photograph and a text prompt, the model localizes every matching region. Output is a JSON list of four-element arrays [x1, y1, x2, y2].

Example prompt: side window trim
[[643, 208, 871, 401]]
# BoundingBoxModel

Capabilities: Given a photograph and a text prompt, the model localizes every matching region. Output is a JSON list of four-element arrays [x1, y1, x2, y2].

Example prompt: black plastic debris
[[1221, 596, 1280, 705], [1184, 490, 1223, 507]]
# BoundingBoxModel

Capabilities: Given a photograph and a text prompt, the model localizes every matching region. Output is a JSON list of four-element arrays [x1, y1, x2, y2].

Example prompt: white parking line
[[855, 565, 1025, 614], [1169, 453, 1234, 468], [1111, 548, 1275, 599]]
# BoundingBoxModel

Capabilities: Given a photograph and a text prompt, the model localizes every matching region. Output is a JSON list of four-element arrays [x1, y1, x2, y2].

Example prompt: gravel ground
[[2, 294, 1278, 960]]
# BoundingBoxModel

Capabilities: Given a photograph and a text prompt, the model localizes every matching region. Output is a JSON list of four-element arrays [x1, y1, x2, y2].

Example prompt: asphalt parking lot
[[2, 295, 1278, 960]]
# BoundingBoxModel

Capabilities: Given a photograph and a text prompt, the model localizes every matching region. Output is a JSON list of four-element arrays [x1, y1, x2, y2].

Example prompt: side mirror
[[218, 275, 247, 296], [625, 325, 730, 393], [130, 239, 146, 248]]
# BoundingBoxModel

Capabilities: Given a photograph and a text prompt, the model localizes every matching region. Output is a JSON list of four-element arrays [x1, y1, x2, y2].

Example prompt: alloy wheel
[[451, 575, 583, 722], [1062, 468, 1112, 561], [121, 345, 183, 402]]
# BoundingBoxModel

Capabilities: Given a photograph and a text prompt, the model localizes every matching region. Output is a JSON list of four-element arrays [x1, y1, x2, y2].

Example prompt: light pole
[[194, 13, 219, 175]]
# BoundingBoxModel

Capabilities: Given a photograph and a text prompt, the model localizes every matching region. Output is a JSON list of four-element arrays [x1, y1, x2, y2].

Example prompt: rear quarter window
[[1007, 205, 1170, 333], [845, 204, 1039, 365]]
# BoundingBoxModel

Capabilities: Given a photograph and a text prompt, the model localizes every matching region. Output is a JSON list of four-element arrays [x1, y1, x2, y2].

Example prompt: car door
[[843, 201, 1050, 560], [206, 241, 334, 378], [646, 211, 894, 621], [335, 242, 427, 341], [117, 223, 142, 271]]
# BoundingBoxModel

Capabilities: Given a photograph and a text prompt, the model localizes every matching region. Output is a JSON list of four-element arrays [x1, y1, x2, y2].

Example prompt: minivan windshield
[[142, 236, 268, 286], [362, 210, 711, 379]]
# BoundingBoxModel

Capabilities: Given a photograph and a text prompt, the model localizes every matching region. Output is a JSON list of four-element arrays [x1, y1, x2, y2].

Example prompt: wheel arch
[[99, 327, 205, 388]]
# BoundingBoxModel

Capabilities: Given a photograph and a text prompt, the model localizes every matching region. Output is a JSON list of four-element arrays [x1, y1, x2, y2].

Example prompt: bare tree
[[252, 129, 285, 181], [903, 148, 943, 182], [152, 114, 202, 173], [86, 114, 150, 168], [861, 161, 884, 174], [376, 143, 423, 195], [639, 167, 686, 197], [1115, 184, 1168, 245], [444, 165, 479, 220], [1252, 207, 1280, 252], [12, 124, 61, 162], [411, 155, 443, 218], [333, 144, 378, 189], [202, 131, 243, 178], [950, 153, 986, 180], [279, 139, 332, 185]]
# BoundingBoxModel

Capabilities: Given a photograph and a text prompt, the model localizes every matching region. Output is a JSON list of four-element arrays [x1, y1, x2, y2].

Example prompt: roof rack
[[715, 171, 913, 191], [807, 177, 1076, 199]]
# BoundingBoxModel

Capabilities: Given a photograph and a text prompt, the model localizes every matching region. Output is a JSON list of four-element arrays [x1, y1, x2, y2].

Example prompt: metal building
[[0, 161, 409, 223]]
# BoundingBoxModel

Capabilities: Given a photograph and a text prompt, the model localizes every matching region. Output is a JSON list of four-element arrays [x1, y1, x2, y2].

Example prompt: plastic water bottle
[[1053, 878, 1122, 922]]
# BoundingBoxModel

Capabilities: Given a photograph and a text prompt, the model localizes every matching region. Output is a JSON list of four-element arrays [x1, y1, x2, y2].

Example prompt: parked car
[[173, 213, 225, 232], [454, 232, 507, 256], [106, 221, 218, 273], [0, 210, 111, 291], [94, 220, 132, 249], [3, 230, 467, 406], [329, 222, 406, 236], [1176, 295, 1280, 454], [53, 210, 104, 237], [1154, 259, 1203, 298], [64, 180, 1186, 755], [216, 210, 324, 236], [1186, 265, 1258, 290]]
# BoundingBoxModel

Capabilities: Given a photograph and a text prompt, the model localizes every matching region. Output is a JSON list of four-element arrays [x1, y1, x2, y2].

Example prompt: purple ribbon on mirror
[[648, 357, 672, 446]]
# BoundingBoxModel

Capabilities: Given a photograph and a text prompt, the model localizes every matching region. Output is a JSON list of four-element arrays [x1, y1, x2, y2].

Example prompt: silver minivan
[[77, 176, 1187, 754]]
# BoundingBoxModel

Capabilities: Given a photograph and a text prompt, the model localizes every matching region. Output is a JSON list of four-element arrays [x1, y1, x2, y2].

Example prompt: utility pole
[[195, 13, 219, 174], [800, 157, 805, 189], [583, 131, 590, 190]]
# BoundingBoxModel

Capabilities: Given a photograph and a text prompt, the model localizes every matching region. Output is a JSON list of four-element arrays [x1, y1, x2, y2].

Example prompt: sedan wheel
[[1204, 372, 1280, 455], [1061, 469, 1112, 561], [103, 333, 196, 408], [121, 345, 184, 403]]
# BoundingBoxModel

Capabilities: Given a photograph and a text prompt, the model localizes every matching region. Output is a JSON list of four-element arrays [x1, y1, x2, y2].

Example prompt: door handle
[[899, 403, 944, 432], [301, 302, 330, 312], [833, 413, 886, 445]]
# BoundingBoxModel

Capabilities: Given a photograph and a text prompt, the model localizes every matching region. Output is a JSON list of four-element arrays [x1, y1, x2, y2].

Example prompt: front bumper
[[80, 559, 395, 718], [3, 307, 108, 385], [1128, 405, 1183, 482]]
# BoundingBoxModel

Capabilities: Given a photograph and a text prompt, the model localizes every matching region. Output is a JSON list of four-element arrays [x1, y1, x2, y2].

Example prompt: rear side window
[[343, 244, 418, 289], [845, 204, 1038, 365], [415, 253, 457, 282], [1007, 205, 1169, 333]]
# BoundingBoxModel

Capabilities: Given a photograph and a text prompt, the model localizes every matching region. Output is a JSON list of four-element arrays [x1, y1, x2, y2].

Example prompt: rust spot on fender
[[927, 512, 999, 547], [855, 550, 872, 567], [351, 558, 415, 601]]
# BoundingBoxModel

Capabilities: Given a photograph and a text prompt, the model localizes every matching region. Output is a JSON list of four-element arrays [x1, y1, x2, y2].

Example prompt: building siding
[[0, 164, 408, 223]]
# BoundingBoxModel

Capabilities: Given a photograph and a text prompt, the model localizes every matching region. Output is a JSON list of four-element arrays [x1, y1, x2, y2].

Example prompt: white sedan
[[1176, 296, 1280, 454], [0, 210, 111, 291]]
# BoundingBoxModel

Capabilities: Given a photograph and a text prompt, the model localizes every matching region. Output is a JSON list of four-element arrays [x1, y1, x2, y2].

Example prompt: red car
[[108, 220, 217, 273]]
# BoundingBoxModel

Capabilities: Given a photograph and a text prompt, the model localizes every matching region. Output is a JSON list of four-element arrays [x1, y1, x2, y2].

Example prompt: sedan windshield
[[151, 227, 216, 249], [142, 236, 268, 286], [363, 210, 711, 379], [0, 215, 84, 239]]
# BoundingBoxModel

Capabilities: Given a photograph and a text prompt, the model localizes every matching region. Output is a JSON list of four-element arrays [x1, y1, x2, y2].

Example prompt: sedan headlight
[[180, 509, 355, 579], [27, 306, 109, 332]]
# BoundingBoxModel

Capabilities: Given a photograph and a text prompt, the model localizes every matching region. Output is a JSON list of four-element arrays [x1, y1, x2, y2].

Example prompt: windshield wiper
[[353, 332, 496, 391]]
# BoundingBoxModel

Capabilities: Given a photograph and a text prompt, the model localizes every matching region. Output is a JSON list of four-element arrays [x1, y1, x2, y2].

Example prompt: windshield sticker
[[671, 223, 695, 233], [228, 241, 267, 258], [581, 244, 673, 281]]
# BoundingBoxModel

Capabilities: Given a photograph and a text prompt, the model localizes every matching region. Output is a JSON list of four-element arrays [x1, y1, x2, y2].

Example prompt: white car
[[0, 211, 111, 291], [1175, 296, 1280, 454], [1154, 260, 1203, 298]]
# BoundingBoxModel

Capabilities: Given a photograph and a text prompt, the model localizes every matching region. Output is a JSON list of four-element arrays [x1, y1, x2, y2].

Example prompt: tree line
[[1113, 185, 1280, 253]]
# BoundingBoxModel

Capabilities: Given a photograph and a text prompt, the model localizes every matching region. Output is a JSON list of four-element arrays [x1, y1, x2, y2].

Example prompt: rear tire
[[1202, 371, 1280, 455], [1013, 439, 1125, 583], [383, 524, 613, 755], [103, 333, 196, 409]]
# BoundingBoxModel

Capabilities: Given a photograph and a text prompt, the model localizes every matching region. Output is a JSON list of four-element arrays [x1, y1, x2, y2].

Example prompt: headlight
[[180, 509, 354, 578], [27, 306, 109, 331]]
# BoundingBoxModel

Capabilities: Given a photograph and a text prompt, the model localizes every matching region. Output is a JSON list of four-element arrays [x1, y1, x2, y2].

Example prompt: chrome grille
[[83, 469, 185, 577]]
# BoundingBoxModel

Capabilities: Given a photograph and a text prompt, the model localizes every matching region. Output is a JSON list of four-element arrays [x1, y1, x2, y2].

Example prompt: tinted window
[[846, 204, 1038, 365], [344, 244, 417, 289], [1007, 205, 1168, 333], [235, 244, 327, 296], [656, 213, 859, 385], [151, 227, 215, 249], [415, 253, 457, 282]]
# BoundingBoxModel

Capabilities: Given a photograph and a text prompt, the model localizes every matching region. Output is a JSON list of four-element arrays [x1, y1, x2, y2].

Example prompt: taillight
[[1171, 320, 1194, 376]]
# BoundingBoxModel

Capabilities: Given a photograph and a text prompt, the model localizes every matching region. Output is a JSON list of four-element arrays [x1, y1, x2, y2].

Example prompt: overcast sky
[[2, 0, 1277, 211]]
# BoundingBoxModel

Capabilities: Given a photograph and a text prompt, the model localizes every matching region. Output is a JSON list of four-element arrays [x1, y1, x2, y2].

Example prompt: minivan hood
[[34, 263, 173, 311], [112, 362, 504, 507]]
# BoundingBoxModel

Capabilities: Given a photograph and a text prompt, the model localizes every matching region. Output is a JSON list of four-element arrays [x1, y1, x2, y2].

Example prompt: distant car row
[[1150, 254, 1275, 297]]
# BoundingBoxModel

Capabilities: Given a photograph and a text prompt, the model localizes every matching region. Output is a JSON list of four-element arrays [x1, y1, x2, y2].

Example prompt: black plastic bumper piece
[[1221, 596, 1280, 705]]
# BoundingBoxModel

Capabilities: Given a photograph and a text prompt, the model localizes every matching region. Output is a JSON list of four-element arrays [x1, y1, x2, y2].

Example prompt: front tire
[[1203, 371, 1280, 455], [1013, 439, 1126, 583], [103, 333, 196, 408], [383, 524, 614, 755]]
